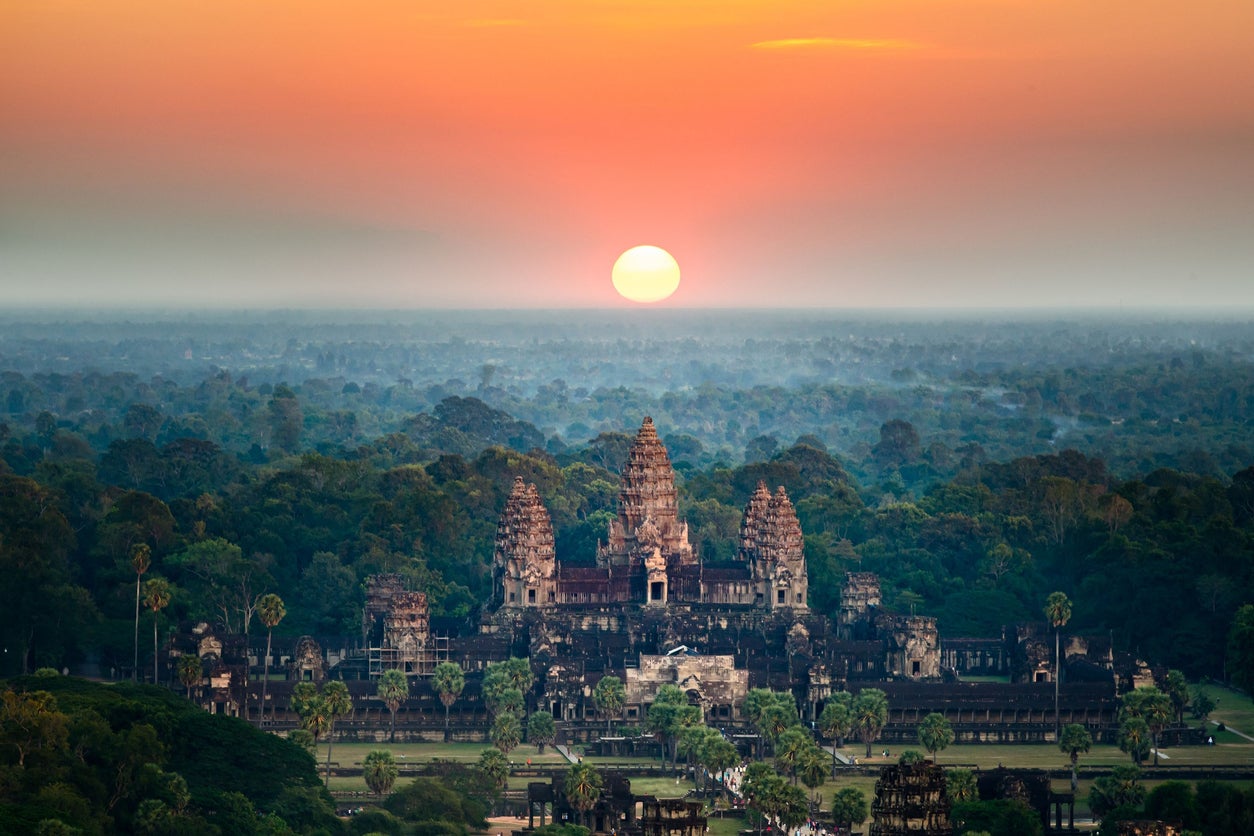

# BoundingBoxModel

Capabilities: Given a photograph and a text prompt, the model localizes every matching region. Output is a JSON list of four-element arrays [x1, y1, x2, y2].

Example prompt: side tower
[[839, 572, 882, 639], [598, 417, 694, 603], [742, 482, 808, 610], [494, 477, 557, 609]]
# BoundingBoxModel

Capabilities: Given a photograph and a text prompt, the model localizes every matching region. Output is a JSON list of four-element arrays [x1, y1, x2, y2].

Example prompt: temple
[[180, 416, 1135, 749], [492, 418, 808, 610]]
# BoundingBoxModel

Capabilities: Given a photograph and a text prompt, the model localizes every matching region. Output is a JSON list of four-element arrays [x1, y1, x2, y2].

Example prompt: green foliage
[[1144, 781, 1200, 830], [348, 808, 406, 836], [852, 688, 889, 758], [564, 763, 603, 820], [591, 675, 625, 733], [917, 712, 954, 758], [951, 799, 1043, 836], [1228, 605, 1254, 696], [830, 787, 869, 828], [476, 748, 509, 790], [376, 670, 409, 742], [0, 676, 329, 835], [945, 769, 978, 803], [1190, 687, 1216, 721], [490, 712, 521, 756], [527, 710, 556, 753], [364, 750, 399, 798], [530, 825, 589, 836], [1088, 765, 1146, 820], [383, 775, 489, 832]]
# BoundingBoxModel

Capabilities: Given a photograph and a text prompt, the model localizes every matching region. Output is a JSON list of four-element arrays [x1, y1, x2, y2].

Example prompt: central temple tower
[[597, 417, 695, 573]]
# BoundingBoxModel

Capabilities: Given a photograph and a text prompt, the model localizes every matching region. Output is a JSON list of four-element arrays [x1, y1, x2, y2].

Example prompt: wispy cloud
[[750, 37, 920, 51], [464, 18, 526, 28]]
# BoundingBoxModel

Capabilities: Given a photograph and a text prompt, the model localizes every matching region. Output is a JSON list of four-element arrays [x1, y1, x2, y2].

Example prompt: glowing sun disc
[[612, 245, 681, 303]]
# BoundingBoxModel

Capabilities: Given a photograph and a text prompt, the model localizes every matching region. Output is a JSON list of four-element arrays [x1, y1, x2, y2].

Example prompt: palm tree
[[142, 577, 171, 685], [944, 769, 977, 804], [321, 681, 352, 787], [298, 694, 331, 761], [698, 734, 739, 801], [376, 669, 409, 743], [774, 727, 811, 785], [820, 694, 853, 777], [564, 762, 603, 828], [830, 787, 869, 833], [256, 593, 285, 725], [852, 688, 889, 759], [431, 661, 465, 742], [1163, 669, 1190, 725], [1118, 717, 1151, 765], [592, 674, 625, 736], [798, 743, 828, 808], [177, 654, 202, 703], [1058, 723, 1092, 791], [491, 711, 522, 756], [363, 750, 398, 798], [917, 712, 955, 762], [1044, 591, 1072, 738], [527, 710, 556, 754], [130, 544, 151, 682], [477, 748, 510, 791], [1122, 686, 1173, 766]]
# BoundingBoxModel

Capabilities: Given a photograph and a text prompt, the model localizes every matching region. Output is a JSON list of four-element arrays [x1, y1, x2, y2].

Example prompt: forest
[[1, 312, 1252, 691]]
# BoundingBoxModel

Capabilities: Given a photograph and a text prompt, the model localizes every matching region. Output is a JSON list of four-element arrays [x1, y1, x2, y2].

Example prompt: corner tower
[[742, 482, 808, 610], [494, 477, 557, 609]]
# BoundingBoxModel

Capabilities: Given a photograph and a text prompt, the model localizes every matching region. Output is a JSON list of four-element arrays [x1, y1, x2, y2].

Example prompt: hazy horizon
[[4, 2, 1252, 310]]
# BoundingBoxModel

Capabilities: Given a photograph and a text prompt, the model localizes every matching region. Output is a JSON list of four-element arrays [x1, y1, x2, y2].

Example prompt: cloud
[[750, 37, 920, 51], [464, 19, 526, 28]]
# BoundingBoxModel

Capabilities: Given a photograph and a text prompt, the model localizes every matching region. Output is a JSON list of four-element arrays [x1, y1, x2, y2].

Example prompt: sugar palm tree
[[142, 577, 172, 685], [478, 748, 509, 791], [130, 544, 151, 682], [376, 669, 409, 743], [256, 593, 285, 724], [853, 688, 889, 759], [592, 674, 625, 735], [1044, 591, 1072, 738], [1058, 723, 1092, 791], [363, 750, 398, 798], [177, 654, 202, 703], [820, 693, 853, 777], [491, 711, 522, 756], [918, 712, 955, 762], [564, 762, 603, 828], [774, 727, 811, 785], [431, 661, 465, 742], [321, 681, 352, 787], [527, 710, 556, 754]]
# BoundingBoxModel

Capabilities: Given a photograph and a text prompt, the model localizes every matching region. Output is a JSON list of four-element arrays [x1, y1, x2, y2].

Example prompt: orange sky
[[3, 1, 1252, 308]]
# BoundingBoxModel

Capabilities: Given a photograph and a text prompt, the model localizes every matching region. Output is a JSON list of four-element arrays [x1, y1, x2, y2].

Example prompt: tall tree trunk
[[152, 616, 159, 685], [133, 578, 141, 682], [390, 707, 397, 743], [261, 629, 273, 724], [443, 704, 450, 743], [1054, 629, 1061, 738], [325, 726, 335, 787]]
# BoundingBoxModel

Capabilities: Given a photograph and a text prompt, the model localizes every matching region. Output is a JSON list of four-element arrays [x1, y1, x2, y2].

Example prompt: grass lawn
[[1207, 684, 1254, 736], [319, 741, 573, 768]]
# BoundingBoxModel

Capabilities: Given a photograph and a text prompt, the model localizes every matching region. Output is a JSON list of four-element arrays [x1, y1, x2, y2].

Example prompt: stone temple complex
[[473, 417, 942, 725], [185, 415, 1133, 751], [492, 417, 808, 612]]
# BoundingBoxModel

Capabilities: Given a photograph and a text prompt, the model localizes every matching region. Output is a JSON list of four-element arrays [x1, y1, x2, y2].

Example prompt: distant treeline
[[2, 375, 1252, 691]]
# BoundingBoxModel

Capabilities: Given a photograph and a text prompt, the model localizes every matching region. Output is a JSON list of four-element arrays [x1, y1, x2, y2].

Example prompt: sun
[[612, 245, 681, 303]]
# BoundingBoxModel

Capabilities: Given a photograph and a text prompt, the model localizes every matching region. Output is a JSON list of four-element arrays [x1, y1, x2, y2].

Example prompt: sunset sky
[[3, 1, 1252, 309]]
